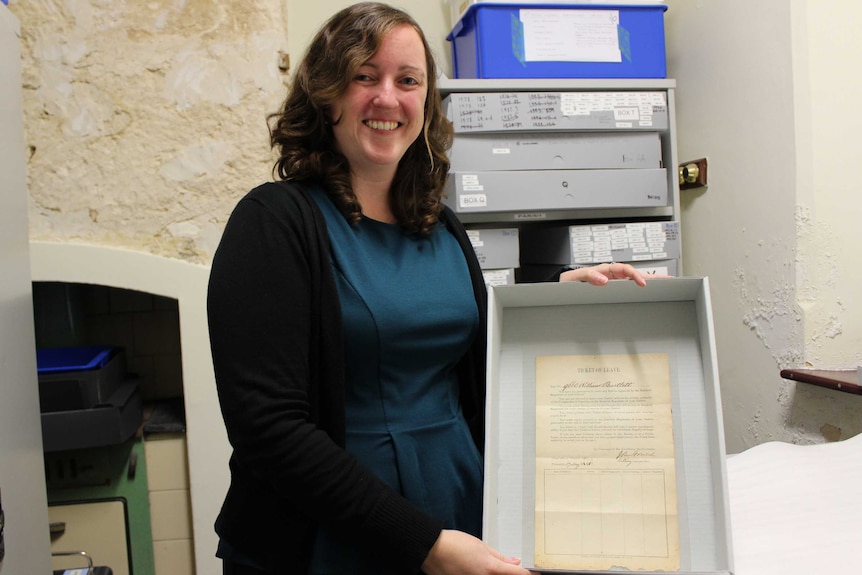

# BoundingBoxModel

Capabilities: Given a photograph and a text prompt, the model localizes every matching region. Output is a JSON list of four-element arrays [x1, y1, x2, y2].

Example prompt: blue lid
[[36, 346, 115, 373], [448, 2, 668, 40]]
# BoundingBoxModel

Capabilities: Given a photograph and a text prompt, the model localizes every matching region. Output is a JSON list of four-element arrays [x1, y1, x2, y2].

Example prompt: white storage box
[[519, 258, 679, 283], [484, 278, 733, 573], [449, 131, 662, 172], [629, 257, 678, 277], [444, 91, 670, 134], [445, 168, 668, 214], [482, 268, 516, 287], [520, 221, 680, 265], [467, 227, 520, 270]]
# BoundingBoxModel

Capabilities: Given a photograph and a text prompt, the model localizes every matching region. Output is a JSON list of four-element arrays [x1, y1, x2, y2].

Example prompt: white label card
[[460, 194, 488, 208], [520, 9, 621, 63]]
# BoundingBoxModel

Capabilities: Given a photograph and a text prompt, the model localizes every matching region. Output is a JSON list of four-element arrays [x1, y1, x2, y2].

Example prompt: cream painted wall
[[798, 2, 862, 362], [665, 0, 862, 453], [286, 0, 453, 79]]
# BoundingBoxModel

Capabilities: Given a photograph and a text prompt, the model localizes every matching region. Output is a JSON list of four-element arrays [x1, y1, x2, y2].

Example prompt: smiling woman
[[268, 2, 452, 235]]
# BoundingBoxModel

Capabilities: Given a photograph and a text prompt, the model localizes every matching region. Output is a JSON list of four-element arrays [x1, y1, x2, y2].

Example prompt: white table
[[727, 432, 862, 574]]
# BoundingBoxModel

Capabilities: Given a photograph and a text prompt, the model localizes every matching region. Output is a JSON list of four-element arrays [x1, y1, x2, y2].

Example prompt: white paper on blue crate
[[521, 8, 624, 63], [726, 433, 862, 574]]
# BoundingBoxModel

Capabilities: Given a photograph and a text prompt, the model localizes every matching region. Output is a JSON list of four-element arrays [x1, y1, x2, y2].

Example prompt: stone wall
[[11, 0, 289, 263]]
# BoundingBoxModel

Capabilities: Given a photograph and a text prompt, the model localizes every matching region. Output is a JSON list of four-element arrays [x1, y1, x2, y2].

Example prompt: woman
[[207, 3, 646, 574]]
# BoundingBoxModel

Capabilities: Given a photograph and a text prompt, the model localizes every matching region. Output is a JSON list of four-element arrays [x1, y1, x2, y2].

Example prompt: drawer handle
[[51, 549, 94, 570]]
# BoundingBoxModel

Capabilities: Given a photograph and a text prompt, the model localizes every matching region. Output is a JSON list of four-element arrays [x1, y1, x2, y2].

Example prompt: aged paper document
[[534, 353, 679, 571]]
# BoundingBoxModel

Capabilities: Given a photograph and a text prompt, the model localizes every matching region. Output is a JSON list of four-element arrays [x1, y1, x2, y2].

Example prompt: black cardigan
[[207, 181, 488, 574]]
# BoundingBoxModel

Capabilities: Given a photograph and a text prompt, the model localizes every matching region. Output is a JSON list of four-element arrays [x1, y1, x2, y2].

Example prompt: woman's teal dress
[[307, 187, 483, 574]]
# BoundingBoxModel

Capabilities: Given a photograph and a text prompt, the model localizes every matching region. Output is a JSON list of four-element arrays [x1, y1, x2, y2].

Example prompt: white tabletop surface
[[726, 432, 862, 574]]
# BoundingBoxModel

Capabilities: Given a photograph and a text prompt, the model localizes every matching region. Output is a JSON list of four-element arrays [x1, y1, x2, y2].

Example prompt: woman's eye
[[401, 77, 419, 86]]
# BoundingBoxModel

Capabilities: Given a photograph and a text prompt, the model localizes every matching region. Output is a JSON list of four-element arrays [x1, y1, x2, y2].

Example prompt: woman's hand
[[559, 262, 649, 287], [421, 529, 533, 575]]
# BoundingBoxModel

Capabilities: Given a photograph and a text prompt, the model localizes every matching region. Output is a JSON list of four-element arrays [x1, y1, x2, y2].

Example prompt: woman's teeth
[[365, 120, 399, 131]]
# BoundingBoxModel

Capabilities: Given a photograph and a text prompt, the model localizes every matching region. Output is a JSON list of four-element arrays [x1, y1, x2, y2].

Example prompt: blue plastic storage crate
[[447, 3, 667, 79], [36, 346, 126, 412]]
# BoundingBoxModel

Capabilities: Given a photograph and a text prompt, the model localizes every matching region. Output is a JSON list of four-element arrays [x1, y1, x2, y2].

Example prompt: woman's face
[[330, 24, 428, 181]]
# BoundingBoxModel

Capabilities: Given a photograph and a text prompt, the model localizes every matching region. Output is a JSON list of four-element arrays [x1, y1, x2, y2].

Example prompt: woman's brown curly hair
[[268, 2, 453, 235]]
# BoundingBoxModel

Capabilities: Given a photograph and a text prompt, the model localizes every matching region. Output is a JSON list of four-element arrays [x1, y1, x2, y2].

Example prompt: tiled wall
[[145, 433, 196, 575]]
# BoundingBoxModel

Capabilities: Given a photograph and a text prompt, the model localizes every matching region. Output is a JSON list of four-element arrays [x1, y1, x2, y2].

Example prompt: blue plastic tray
[[36, 346, 115, 374]]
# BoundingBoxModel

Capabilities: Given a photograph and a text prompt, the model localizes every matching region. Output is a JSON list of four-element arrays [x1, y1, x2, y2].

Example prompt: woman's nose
[[372, 81, 398, 108]]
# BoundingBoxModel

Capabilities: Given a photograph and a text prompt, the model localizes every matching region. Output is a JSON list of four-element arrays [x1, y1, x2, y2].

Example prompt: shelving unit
[[438, 78, 681, 282]]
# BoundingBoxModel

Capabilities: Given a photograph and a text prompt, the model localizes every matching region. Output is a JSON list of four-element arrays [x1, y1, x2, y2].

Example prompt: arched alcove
[[30, 241, 226, 575]]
